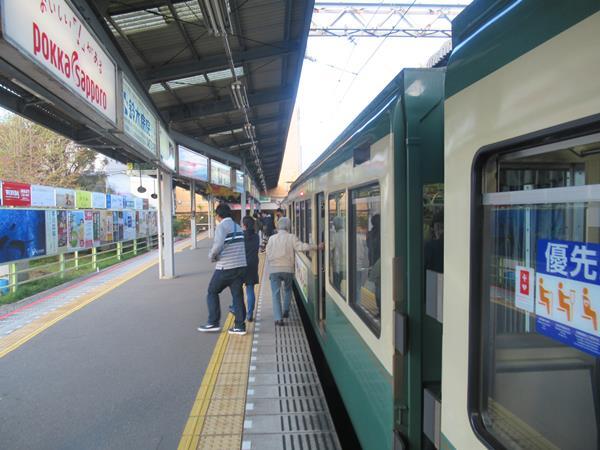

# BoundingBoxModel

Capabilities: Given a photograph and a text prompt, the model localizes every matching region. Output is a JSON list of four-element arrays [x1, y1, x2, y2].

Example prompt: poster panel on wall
[[0, 209, 46, 263], [45, 210, 58, 256], [235, 170, 244, 193], [83, 211, 94, 247], [148, 210, 158, 235], [124, 196, 135, 209], [99, 211, 113, 244], [92, 211, 101, 246], [55, 188, 75, 208], [67, 210, 85, 250], [135, 211, 147, 237], [178, 146, 208, 181], [31, 185, 56, 207], [211, 160, 231, 187], [134, 198, 144, 210], [109, 194, 124, 210], [76, 191, 92, 208], [92, 192, 106, 209], [143, 198, 149, 210], [57, 210, 68, 250], [0, 0, 117, 124], [2, 181, 31, 207], [159, 125, 176, 171], [123, 210, 136, 240], [123, 75, 157, 156], [0, 180, 2, 206]]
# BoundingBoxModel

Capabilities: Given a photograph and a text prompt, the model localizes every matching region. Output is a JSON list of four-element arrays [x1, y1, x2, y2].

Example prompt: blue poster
[[0, 210, 47, 263], [535, 239, 600, 357]]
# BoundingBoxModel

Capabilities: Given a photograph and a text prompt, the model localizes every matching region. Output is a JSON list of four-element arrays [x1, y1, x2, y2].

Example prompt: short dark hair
[[242, 216, 255, 229], [215, 203, 232, 218], [276, 208, 283, 213]]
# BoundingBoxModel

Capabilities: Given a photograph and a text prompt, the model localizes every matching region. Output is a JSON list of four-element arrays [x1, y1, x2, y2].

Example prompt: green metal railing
[[2, 235, 159, 295]]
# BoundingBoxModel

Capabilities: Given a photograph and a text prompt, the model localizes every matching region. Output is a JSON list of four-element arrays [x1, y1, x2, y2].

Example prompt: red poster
[[2, 181, 31, 207]]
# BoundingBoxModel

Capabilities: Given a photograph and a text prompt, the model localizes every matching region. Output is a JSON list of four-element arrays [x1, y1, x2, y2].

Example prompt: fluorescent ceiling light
[[230, 80, 249, 110], [149, 83, 167, 94]]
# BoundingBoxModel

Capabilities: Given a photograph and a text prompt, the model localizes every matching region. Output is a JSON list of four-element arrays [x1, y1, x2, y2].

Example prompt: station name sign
[[1, 0, 117, 123], [123, 75, 157, 156]]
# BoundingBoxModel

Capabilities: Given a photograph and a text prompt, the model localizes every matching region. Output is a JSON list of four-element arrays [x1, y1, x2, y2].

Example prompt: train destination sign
[[178, 146, 208, 182], [210, 160, 231, 187], [1, 0, 117, 123], [123, 74, 157, 156]]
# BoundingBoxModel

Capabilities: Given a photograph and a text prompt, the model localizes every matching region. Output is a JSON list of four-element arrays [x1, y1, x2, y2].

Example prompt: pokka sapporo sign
[[0, 0, 117, 124]]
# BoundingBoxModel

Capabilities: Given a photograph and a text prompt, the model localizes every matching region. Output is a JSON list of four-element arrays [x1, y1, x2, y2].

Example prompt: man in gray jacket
[[198, 203, 247, 335], [266, 217, 323, 325]]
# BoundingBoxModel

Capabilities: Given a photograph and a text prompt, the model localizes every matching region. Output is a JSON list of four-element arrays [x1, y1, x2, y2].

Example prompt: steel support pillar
[[240, 172, 247, 220], [190, 181, 197, 249], [208, 194, 215, 238], [157, 169, 175, 279]]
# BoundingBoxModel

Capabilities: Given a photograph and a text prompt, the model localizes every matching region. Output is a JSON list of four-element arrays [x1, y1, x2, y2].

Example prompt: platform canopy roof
[[91, 0, 313, 189]]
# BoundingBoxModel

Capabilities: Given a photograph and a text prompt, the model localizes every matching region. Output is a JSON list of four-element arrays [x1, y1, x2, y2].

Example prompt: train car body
[[286, 68, 445, 450], [443, 1, 600, 449]]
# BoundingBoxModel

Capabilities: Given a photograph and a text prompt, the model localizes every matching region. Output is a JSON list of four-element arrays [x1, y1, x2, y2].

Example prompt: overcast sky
[[295, 0, 472, 170]]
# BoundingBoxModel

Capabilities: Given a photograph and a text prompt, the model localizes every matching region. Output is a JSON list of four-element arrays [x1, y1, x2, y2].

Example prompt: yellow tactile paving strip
[[179, 255, 265, 450], [0, 240, 192, 359]]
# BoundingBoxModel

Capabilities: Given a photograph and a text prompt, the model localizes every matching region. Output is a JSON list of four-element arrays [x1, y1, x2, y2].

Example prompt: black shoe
[[228, 326, 247, 335], [275, 320, 285, 326], [198, 323, 221, 332], [282, 311, 289, 319], [247, 315, 254, 322]]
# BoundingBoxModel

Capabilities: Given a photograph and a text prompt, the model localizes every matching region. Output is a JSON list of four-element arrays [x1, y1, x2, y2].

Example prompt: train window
[[349, 183, 381, 335], [474, 134, 600, 450], [328, 191, 347, 299], [305, 199, 313, 260], [295, 202, 301, 238]]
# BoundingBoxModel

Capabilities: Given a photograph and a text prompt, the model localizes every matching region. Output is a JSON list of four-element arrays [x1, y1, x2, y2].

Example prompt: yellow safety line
[[178, 314, 235, 450], [0, 239, 196, 359]]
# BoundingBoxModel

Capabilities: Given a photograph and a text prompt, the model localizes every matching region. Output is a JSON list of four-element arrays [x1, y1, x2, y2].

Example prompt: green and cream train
[[284, 1, 600, 449]]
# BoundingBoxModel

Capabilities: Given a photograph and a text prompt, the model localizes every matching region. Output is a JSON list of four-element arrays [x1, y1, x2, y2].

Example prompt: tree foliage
[[0, 114, 106, 189]]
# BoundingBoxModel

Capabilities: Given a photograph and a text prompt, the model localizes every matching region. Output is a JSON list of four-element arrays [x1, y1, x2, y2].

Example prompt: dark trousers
[[207, 267, 246, 328]]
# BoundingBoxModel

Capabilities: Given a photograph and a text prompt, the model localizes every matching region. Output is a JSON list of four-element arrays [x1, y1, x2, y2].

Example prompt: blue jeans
[[207, 267, 246, 328], [270, 272, 293, 321], [246, 284, 256, 317]]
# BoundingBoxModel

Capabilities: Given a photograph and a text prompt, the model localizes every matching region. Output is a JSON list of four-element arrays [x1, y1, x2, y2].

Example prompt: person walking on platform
[[265, 217, 323, 326], [198, 203, 247, 335], [242, 215, 260, 322]]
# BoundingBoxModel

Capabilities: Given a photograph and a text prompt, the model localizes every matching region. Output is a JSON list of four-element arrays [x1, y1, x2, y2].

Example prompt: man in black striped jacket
[[198, 203, 247, 335]]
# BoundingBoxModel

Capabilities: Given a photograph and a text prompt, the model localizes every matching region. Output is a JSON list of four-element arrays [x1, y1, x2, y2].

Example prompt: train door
[[393, 70, 445, 450], [316, 192, 326, 324]]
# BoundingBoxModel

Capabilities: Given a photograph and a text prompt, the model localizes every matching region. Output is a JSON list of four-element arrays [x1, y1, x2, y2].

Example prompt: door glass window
[[476, 136, 600, 450], [329, 191, 347, 299], [306, 199, 312, 260], [349, 183, 381, 334]]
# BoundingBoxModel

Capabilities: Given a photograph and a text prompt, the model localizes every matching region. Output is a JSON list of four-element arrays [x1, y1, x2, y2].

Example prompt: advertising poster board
[[76, 191, 92, 208], [57, 210, 68, 249], [0, 0, 117, 124], [159, 125, 176, 171], [178, 146, 208, 181], [123, 210, 136, 240], [2, 181, 31, 207], [55, 188, 75, 208], [45, 210, 58, 256], [100, 211, 113, 244], [109, 195, 124, 210], [535, 239, 600, 357], [31, 185, 56, 207], [134, 197, 144, 210], [67, 210, 86, 250], [123, 75, 157, 155], [136, 211, 147, 237], [92, 192, 106, 209], [0, 209, 46, 263], [143, 199, 149, 210], [115, 211, 124, 241], [211, 160, 231, 187], [148, 211, 158, 235], [124, 196, 135, 209], [83, 211, 94, 247], [0, 180, 2, 206], [235, 170, 244, 193], [92, 211, 101, 246]]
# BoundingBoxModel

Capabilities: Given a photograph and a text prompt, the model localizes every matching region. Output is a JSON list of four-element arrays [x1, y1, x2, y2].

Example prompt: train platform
[[0, 236, 340, 450]]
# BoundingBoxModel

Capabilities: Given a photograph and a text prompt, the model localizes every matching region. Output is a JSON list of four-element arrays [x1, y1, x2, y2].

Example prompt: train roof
[[289, 69, 406, 192], [446, 0, 600, 98]]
